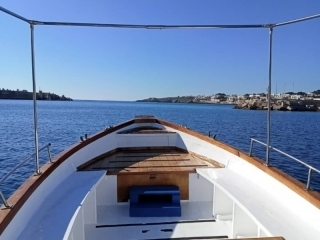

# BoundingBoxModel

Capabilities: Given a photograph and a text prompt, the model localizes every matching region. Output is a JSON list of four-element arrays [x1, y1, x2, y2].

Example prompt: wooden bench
[[129, 186, 181, 217]]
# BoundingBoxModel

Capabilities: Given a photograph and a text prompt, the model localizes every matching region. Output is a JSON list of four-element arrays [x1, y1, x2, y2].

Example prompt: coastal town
[[137, 90, 320, 111]]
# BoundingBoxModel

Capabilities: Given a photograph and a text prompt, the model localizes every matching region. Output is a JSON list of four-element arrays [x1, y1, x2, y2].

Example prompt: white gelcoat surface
[[82, 186, 96, 225], [72, 207, 85, 240], [1, 160, 76, 240], [189, 173, 213, 202], [15, 171, 105, 240], [197, 168, 320, 240], [232, 203, 258, 238], [96, 175, 117, 206], [213, 186, 233, 216], [65, 207, 81, 240]]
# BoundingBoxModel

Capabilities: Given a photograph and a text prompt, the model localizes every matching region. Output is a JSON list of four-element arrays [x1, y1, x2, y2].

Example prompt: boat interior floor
[[86, 201, 230, 240]]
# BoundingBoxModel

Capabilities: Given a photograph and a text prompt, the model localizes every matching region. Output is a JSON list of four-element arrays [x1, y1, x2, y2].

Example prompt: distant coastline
[[136, 91, 320, 111], [0, 89, 72, 101], [136, 96, 235, 105]]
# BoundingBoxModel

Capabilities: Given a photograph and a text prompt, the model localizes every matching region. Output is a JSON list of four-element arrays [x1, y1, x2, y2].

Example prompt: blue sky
[[0, 1, 319, 100]]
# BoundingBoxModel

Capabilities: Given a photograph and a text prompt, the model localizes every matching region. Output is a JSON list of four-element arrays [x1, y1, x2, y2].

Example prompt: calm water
[[0, 100, 319, 197]]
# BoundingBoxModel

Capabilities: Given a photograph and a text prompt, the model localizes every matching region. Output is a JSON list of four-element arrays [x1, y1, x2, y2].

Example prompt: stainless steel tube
[[0, 190, 12, 209], [265, 28, 273, 166], [306, 168, 312, 190], [30, 24, 41, 175], [47, 143, 53, 163], [0, 6, 29, 23], [275, 13, 320, 27], [249, 139, 254, 156], [32, 21, 268, 29]]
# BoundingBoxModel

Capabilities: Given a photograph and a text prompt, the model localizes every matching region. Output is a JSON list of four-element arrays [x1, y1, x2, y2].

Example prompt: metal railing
[[249, 138, 320, 190], [0, 143, 52, 209]]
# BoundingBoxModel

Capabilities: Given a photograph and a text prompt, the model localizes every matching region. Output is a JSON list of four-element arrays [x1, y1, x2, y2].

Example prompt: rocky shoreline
[[234, 99, 320, 111], [137, 96, 320, 111]]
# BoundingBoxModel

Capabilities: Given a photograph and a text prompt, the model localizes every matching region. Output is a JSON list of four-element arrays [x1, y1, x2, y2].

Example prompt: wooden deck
[[80, 148, 222, 175]]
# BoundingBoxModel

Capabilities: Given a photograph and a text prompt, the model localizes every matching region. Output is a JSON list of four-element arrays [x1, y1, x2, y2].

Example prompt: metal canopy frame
[[1, 6, 320, 28], [1, 5, 320, 174]]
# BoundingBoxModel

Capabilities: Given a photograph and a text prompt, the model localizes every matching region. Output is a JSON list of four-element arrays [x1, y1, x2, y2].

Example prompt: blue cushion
[[129, 185, 182, 217]]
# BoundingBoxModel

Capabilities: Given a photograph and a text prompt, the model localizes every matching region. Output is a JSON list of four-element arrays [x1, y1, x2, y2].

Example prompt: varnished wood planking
[[117, 173, 189, 202], [82, 147, 215, 174]]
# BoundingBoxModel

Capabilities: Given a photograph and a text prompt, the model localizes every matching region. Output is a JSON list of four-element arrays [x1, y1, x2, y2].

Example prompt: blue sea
[[0, 100, 319, 198]]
